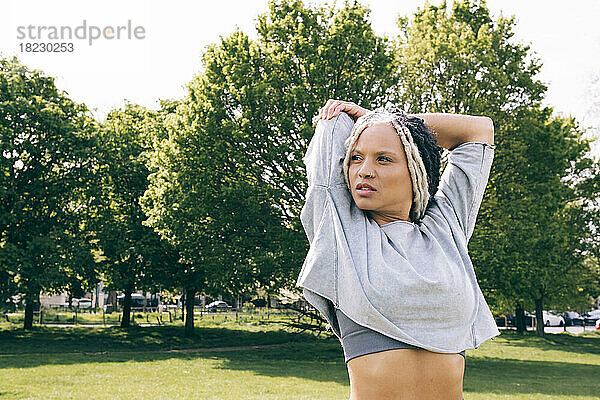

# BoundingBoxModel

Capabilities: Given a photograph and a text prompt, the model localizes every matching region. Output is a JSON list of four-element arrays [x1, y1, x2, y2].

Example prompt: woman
[[296, 99, 500, 399]]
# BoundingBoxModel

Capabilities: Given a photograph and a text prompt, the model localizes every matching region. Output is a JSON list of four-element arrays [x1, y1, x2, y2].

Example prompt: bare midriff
[[346, 348, 465, 400]]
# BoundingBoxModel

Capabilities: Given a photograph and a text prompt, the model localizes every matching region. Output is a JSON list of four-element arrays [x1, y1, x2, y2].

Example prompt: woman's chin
[[353, 198, 376, 210]]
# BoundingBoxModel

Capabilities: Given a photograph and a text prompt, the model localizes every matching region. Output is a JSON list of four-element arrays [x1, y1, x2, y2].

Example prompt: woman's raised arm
[[409, 113, 494, 150], [317, 100, 494, 151]]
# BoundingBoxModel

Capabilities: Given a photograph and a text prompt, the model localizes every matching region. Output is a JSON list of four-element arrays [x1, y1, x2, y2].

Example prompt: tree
[[95, 103, 179, 328], [394, 0, 546, 118], [0, 57, 101, 329], [140, 98, 295, 336], [489, 107, 596, 337], [199, 0, 397, 289]]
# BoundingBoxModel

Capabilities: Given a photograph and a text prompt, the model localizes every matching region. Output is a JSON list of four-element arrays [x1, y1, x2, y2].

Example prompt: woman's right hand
[[317, 99, 370, 122]]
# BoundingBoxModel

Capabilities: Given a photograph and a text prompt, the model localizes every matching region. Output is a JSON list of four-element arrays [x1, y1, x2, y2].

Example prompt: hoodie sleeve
[[434, 141, 495, 243], [300, 113, 355, 245]]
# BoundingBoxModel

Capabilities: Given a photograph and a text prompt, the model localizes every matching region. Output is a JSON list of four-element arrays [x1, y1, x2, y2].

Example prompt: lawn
[[0, 314, 599, 399]]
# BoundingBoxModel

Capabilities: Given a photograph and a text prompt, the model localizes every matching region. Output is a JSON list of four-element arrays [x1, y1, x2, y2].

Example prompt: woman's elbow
[[471, 116, 494, 146]]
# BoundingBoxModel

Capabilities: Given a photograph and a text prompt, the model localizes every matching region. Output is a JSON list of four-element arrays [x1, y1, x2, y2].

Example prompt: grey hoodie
[[296, 112, 500, 353]]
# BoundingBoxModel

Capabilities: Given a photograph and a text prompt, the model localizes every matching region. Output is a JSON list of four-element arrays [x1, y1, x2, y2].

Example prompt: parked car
[[117, 293, 146, 308], [583, 309, 600, 326], [495, 314, 511, 327], [543, 311, 565, 327], [73, 298, 92, 309], [495, 312, 534, 327], [204, 301, 232, 312], [523, 311, 535, 327], [563, 311, 584, 326]]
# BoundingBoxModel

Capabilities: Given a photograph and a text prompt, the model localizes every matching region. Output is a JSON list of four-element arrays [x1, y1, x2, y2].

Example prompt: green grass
[[0, 311, 306, 354], [0, 316, 599, 399], [3, 307, 283, 326]]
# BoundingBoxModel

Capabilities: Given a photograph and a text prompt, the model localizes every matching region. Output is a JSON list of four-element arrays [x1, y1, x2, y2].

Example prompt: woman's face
[[348, 122, 414, 224]]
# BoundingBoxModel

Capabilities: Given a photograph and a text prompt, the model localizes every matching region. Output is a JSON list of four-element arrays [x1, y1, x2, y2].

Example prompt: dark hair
[[380, 106, 443, 214]]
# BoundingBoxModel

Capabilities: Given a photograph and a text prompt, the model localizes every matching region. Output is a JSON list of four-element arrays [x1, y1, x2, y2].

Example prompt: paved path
[[0, 342, 292, 358], [498, 326, 597, 334], [166, 343, 289, 353]]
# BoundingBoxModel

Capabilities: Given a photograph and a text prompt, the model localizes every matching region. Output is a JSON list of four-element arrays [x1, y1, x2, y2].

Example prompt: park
[[1, 0, 600, 398]]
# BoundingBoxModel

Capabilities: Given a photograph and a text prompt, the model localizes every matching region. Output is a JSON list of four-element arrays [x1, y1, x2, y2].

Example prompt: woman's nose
[[358, 162, 375, 178]]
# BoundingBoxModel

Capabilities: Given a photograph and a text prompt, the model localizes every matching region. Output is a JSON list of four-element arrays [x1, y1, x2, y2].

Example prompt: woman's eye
[[351, 155, 391, 162]]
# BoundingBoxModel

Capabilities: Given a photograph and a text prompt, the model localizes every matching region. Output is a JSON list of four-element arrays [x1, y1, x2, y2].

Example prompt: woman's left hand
[[317, 99, 369, 122]]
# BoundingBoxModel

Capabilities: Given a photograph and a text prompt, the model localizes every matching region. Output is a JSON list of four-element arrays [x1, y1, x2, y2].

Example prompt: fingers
[[315, 100, 370, 123], [319, 99, 338, 119], [327, 100, 342, 119], [318, 99, 350, 120], [332, 101, 352, 118]]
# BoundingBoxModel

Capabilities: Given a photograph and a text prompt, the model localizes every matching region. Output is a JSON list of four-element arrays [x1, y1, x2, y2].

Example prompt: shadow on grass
[[0, 341, 349, 388], [496, 329, 600, 356], [0, 323, 326, 358], [463, 356, 599, 398]]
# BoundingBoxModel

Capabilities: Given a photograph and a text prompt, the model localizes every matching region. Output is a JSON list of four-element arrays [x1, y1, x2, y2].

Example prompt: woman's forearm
[[408, 113, 494, 150]]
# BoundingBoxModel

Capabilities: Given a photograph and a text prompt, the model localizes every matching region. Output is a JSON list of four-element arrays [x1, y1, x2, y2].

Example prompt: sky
[[1, 0, 599, 155]]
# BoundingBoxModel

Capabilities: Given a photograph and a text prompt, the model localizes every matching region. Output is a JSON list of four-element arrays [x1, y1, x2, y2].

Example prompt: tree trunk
[[181, 289, 185, 321], [94, 286, 99, 309], [515, 302, 526, 334], [184, 287, 196, 337], [23, 289, 40, 330], [120, 290, 132, 328], [534, 297, 545, 338]]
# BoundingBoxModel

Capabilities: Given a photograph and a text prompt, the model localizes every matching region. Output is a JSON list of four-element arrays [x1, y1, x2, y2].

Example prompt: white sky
[[1, 0, 599, 155]]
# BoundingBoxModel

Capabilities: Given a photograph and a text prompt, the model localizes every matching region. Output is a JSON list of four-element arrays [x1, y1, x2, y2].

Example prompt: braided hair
[[342, 106, 442, 223]]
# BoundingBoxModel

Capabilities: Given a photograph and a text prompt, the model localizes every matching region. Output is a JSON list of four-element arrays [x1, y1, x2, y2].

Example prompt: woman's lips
[[356, 188, 376, 196]]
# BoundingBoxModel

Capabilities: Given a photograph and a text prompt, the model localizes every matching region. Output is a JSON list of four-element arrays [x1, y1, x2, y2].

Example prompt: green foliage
[[94, 103, 181, 314], [395, 0, 546, 117], [477, 106, 597, 313], [0, 57, 101, 325]]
